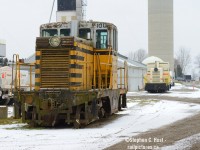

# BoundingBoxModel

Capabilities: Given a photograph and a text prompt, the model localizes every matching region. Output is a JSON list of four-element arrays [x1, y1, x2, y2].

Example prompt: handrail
[[11, 54, 35, 93], [11, 54, 19, 93], [97, 54, 102, 89], [117, 61, 128, 90]]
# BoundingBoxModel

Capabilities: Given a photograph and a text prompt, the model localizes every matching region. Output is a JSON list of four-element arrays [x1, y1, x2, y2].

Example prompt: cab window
[[42, 29, 58, 37], [96, 30, 108, 49], [60, 29, 70, 36], [79, 28, 91, 39]]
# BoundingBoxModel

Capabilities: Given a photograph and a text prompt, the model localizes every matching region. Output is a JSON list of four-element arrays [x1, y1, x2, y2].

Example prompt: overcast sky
[[0, 0, 200, 66]]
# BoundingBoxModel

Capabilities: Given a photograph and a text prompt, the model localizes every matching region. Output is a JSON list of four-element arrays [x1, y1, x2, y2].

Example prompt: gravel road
[[107, 89, 200, 150]]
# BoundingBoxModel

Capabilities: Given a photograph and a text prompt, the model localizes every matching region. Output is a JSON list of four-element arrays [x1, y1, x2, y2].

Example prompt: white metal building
[[118, 54, 146, 92]]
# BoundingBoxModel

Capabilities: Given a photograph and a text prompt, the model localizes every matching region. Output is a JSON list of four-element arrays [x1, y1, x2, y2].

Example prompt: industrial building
[[0, 39, 6, 57], [0, 39, 6, 67], [148, 0, 174, 71], [57, 0, 86, 22]]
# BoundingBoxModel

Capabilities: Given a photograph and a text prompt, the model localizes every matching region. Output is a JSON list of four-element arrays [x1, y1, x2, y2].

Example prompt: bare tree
[[195, 54, 200, 80], [192, 69, 198, 80], [174, 58, 183, 78], [176, 47, 191, 75], [128, 49, 147, 62], [195, 54, 200, 68]]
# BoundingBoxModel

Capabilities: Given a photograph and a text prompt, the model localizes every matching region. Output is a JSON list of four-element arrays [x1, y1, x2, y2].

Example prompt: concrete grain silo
[[148, 0, 174, 71]]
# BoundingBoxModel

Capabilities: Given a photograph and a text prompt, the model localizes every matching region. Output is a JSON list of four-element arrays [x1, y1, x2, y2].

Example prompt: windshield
[[60, 29, 70, 36], [42, 29, 58, 37]]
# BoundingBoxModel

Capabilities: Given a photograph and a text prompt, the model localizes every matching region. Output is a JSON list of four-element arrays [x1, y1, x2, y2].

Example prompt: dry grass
[[0, 118, 22, 125]]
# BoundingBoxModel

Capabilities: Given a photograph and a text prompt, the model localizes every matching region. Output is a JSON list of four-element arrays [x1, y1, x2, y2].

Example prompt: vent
[[152, 71, 161, 83], [41, 49, 70, 88]]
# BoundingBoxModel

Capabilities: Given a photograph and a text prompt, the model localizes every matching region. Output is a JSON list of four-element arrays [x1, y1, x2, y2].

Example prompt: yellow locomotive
[[14, 20, 128, 127]]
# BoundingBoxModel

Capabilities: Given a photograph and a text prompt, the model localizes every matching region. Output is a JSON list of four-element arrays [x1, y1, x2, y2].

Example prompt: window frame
[[79, 28, 91, 39], [60, 28, 71, 37], [96, 29, 108, 49]]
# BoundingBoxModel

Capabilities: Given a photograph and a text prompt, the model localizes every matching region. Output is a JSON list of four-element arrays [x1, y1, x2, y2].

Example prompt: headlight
[[49, 36, 61, 47]]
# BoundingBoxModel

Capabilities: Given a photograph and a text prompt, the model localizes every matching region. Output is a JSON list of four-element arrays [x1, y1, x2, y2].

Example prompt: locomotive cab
[[40, 21, 118, 51]]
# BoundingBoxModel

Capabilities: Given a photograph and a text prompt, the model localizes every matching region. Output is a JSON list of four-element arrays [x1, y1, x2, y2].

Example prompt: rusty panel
[[0, 106, 7, 119]]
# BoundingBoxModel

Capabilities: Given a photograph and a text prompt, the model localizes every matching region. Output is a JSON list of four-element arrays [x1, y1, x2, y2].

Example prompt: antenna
[[49, 0, 56, 23], [82, 0, 87, 20]]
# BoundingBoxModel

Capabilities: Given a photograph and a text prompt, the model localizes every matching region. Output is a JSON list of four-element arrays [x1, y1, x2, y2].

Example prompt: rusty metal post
[[93, 53, 96, 89], [120, 68, 122, 89], [30, 65, 32, 91]]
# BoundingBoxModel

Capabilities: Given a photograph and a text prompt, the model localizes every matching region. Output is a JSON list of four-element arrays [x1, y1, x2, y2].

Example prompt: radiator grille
[[41, 49, 70, 88], [152, 71, 161, 83]]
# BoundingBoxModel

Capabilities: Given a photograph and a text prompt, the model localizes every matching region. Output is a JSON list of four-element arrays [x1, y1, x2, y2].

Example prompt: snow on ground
[[0, 83, 200, 150], [162, 133, 200, 150], [1, 100, 200, 150], [128, 83, 200, 99]]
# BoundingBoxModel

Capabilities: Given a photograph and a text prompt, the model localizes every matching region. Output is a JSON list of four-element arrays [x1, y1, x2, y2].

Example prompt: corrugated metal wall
[[128, 67, 146, 91], [118, 58, 146, 92]]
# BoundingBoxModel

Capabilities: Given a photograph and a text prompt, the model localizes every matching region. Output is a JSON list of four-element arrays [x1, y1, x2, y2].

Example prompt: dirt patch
[[86, 113, 126, 128], [0, 119, 21, 125], [191, 143, 200, 150]]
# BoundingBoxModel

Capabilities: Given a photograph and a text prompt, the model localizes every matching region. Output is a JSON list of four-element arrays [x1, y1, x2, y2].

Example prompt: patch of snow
[[0, 100, 200, 150], [128, 83, 200, 99]]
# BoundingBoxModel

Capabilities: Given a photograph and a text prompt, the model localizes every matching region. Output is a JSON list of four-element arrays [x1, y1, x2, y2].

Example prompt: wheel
[[13, 100, 21, 119], [122, 94, 127, 108], [118, 95, 122, 111], [98, 107, 106, 118]]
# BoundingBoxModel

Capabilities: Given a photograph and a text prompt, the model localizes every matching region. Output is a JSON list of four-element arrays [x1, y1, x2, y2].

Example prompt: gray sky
[[0, 0, 200, 64]]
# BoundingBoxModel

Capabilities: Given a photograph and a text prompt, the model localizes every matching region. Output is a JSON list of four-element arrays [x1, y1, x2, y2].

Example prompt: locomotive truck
[[14, 21, 128, 127], [144, 61, 171, 93]]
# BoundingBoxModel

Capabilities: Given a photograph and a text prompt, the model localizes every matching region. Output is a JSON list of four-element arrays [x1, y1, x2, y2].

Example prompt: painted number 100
[[96, 23, 106, 28]]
